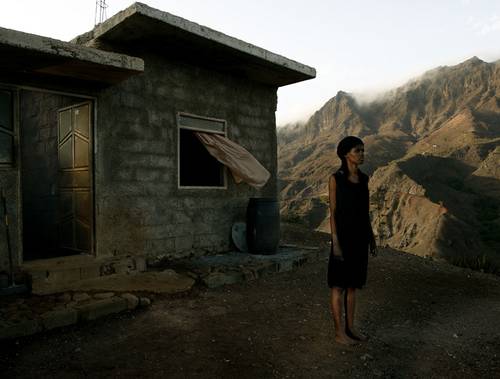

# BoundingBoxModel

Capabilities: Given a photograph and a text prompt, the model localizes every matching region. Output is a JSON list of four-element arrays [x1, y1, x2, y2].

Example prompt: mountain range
[[278, 56, 500, 271]]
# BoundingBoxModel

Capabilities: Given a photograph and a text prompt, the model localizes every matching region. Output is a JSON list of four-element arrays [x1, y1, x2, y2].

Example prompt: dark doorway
[[21, 90, 93, 260]]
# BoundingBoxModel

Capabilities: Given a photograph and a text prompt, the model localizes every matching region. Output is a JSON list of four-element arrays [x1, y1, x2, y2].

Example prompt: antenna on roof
[[95, 0, 108, 26]]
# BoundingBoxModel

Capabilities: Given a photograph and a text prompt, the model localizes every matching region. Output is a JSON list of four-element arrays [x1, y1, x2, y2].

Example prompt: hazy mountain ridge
[[278, 56, 500, 269]]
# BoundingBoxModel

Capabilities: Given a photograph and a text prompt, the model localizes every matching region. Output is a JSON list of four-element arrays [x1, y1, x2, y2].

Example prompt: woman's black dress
[[328, 169, 371, 289]]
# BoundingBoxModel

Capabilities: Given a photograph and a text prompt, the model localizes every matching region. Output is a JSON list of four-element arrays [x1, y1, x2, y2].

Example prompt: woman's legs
[[344, 288, 368, 341], [330, 287, 356, 345]]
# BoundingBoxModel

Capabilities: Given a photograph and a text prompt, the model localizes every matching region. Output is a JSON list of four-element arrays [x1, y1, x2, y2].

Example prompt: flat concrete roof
[[0, 26, 144, 90], [74, 2, 316, 87]]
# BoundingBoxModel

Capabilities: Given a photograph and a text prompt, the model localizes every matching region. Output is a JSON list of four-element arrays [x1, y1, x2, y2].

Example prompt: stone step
[[22, 255, 146, 295]]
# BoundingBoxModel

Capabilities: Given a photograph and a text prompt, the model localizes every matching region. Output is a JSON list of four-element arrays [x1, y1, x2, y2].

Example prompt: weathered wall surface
[[95, 53, 278, 261]]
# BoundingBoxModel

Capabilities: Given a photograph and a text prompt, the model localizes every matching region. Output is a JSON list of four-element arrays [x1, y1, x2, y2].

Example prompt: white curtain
[[195, 132, 270, 189]]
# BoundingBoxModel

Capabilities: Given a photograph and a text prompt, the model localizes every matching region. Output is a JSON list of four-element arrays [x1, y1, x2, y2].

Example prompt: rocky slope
[[278, 56, 500, 269]]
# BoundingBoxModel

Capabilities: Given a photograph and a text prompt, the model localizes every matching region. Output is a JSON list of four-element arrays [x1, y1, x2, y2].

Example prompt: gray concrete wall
[[95, 53, 278, 262]]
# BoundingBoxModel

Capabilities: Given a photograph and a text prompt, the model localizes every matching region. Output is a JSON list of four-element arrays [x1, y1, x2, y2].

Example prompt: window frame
[[177, 112, 228, 190]]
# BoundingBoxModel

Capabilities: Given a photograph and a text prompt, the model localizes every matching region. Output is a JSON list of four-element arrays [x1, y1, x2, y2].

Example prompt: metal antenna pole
[[95, 0, 108, 26]]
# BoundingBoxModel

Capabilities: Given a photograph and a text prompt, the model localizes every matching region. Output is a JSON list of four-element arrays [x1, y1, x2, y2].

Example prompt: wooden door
[[57, 103, 92, 254]]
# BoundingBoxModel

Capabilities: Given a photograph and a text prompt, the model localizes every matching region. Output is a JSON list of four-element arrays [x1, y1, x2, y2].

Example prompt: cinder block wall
[[95, 53, 278, 261]]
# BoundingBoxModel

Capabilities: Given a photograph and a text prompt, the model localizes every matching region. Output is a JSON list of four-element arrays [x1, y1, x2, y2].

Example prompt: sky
[[1, 0, 500, 126]]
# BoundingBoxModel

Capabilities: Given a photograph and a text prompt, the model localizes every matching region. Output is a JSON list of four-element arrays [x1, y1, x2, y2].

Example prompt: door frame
[[16, 86, 97, 264]]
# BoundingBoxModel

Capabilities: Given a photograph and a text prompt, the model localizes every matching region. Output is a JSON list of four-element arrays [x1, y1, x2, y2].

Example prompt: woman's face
[[345, 144, 365, 165]]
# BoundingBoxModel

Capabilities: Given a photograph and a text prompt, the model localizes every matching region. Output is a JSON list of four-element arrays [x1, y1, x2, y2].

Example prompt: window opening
[[178, 113, 226, 188]]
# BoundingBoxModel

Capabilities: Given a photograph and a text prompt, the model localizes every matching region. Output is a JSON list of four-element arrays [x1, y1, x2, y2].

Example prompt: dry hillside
[[278, 56, 500, 271]]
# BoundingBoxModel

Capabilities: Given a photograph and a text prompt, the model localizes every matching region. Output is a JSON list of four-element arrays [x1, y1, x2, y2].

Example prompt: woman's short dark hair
[[336, 136, 364, 177], [336, 136, 364, 160]]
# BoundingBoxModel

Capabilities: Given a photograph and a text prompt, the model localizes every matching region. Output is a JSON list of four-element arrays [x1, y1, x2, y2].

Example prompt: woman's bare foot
[[335, 333, 358, 345], [346, 328, 368, 342]]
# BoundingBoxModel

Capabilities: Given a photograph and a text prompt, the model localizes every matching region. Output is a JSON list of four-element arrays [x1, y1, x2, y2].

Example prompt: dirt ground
[[1, 247, 500, 379]]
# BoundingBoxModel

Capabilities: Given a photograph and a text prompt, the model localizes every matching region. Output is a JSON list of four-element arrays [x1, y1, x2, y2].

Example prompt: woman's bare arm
[[329, 175, 343, 258], [367, 185, 377, 256]]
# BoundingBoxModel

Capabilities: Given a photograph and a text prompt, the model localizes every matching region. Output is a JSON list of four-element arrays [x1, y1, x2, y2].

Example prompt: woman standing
[[328, 136, 377, 345]]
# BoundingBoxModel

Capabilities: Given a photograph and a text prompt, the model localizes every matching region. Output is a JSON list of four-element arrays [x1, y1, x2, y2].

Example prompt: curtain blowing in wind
[[195, 132, 270, 189]]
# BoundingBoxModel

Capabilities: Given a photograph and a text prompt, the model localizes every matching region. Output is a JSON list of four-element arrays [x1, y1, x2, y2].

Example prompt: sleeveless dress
[[327, 169, 371, 289]]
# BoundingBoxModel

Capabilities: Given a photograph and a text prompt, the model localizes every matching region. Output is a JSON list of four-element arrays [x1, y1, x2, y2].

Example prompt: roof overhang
[[0, 27, 144, 91], [73, 2, 316, 87]]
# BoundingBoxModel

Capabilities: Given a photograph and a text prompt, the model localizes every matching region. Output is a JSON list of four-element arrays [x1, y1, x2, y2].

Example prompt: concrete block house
[[0, 3, 315, 289]]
